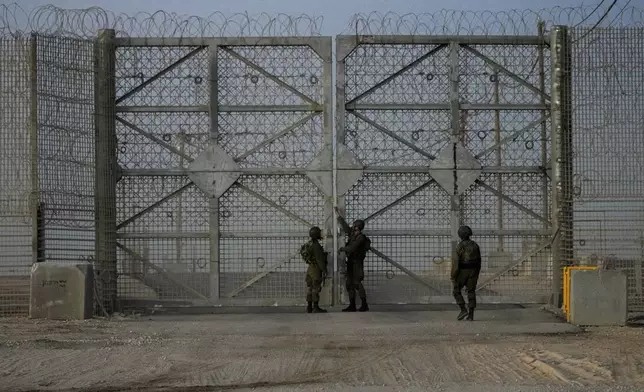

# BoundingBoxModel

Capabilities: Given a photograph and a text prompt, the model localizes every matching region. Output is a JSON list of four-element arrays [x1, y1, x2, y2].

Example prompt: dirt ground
[[1, 305, 644, 392]]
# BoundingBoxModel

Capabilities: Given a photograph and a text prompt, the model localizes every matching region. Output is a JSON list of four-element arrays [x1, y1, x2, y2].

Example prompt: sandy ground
[[1, 306, 644, 392]]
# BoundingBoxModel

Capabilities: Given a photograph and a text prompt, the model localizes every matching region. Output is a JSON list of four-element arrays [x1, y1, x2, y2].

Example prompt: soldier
[[451, 225, 482, 321], [339, 219, 371, 312], [300, 226, 328, 313]]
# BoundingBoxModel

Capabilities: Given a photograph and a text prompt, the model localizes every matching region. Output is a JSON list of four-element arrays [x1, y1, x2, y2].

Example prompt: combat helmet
[[352, 220, 365, 231], [309, 226, 322, 239], [458, 225, 473, 240]]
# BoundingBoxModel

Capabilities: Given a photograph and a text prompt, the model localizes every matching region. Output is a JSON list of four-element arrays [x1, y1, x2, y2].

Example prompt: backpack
[[363, 235, 372, 252], [300, 241, 315, 264]]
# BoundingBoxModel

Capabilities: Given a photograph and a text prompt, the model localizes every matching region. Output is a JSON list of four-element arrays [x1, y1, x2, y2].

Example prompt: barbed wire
[[2, 3, 644, 39], [347, 5, 644, 36], [0, 3, 324, 38]]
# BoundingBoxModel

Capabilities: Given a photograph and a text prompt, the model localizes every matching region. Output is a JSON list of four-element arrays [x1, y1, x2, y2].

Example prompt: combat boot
[[312, 302, 327, 313], [342, 299, 357, 312], [306, 301, 313, 313], [457, 304, 468, 320], [466, 308, 474, 321], [358, 297, 369, 312]]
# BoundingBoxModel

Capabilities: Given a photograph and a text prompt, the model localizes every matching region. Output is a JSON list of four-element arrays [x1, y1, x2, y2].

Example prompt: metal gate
[[110, 35, 333, 308], [335, 32, 569, 304]]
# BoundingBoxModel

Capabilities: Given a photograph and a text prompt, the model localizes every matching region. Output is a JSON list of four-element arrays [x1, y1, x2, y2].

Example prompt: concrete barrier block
[[29, 263, 94, 320], [569, 269, 627, 326]]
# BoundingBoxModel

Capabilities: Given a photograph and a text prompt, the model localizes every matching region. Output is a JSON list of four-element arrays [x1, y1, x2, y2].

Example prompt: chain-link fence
[[571, 27, 644, 311], [1, 3, 644, 316]]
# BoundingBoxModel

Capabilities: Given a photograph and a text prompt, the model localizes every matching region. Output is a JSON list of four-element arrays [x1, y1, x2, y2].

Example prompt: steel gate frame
[[335, 32, 571, 305], [104, 35, 334, 309]]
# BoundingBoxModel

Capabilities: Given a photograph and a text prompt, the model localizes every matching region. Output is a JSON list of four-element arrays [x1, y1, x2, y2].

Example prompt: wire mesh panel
[[337, 36, 553, 304], [114, 37, 333, 308], [0, 38, 33, 316], [35, 35, 96, 266], [114, 43, 212, 306], [572, 27, 644, 311], [216, 40, 332, 305]]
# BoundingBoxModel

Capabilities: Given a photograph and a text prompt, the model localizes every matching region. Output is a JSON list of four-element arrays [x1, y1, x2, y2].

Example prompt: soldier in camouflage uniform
[[339, 220, 371, 312], [451, 225, 482, 321], [301, 226, 328, 313]]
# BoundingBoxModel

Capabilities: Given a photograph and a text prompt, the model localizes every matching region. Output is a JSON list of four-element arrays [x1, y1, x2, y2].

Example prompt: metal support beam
[[550, 26, 574, 307], [346, 103, 548, 111], [116, 105, 323, 113], [476, 237, 554, 291], [237, 184, 313, 227], [115, 229, 551, 239], [538, 21, 551, 240], [94, 29, 118, 314], [346, 44, 447, 106], [461, 45, 551, 102], [114, 36, 329, 48], [220, 46, 317, 105], [116, 105, 208, 113], [117, 242, 217, 305], [475, 114, 550, 160], [29, 34, 41, 264], [364, 180, 435, 223], [116, 116, 194, 162], [234, 112, 318, 161], [319, 37, 335, 306], [120, 166, 547, 177], [227, 250, 299, 298], [448, 41, 461, 267], [476, 180, 551, 226], [370, 248, 441, 293], [208, 45, 221, 301], [349, 111, 436, 160], [116, 46, 206, 104], [116, 183, 193, 230], [335, 38, 350, 304], [336, 35, 549, 46]]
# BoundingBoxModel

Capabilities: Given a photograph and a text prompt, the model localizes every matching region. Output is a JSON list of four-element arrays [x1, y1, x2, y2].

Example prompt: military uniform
[[340, 220, 370, 312], [302, 226, 327, 313], [451, 225, 481, 321]]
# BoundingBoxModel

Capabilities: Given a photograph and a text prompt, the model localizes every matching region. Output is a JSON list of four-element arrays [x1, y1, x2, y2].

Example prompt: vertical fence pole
[[550, 26, 574, 307], [29, 34, 42, 264], [320, 38, 334, 306], [94, 29, 118, 313], [448, 41, 462, 267], [208, 44, 220, 301]]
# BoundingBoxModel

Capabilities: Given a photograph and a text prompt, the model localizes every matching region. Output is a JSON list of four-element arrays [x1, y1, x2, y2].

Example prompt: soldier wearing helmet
[[339, 219, 371, 312], [300, 226, 328, 313], [451, 225, 482, 321]]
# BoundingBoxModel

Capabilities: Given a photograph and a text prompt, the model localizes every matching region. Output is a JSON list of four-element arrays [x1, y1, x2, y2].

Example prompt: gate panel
[[114, 42, 212, 306], [114, 37, 333, 308], [214, 39, 333, 305], [337, 36, 553, 304]]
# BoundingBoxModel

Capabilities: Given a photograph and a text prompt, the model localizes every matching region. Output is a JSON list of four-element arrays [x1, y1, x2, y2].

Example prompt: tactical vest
[[300, 240, 316, 265]]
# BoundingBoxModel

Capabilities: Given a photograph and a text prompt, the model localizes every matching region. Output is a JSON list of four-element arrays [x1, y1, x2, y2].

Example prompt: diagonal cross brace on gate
[[476, 231, 558, 291], [219, 46, 320, 107], [460, 45, 551, 102], [116, 46, 207, 105], [345, 44, 447, 106], [349, 111, 437, 160], [117, 242, 218, 306], [364, 180, 436, 223], [335, 208, 441, 294], [475, 180, 552, 226], [227, 249, 303, 298]]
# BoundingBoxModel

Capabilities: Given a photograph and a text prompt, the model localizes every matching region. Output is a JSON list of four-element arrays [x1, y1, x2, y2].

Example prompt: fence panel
[[0, 38, 33, 316], [572, 27, 644, 311]]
